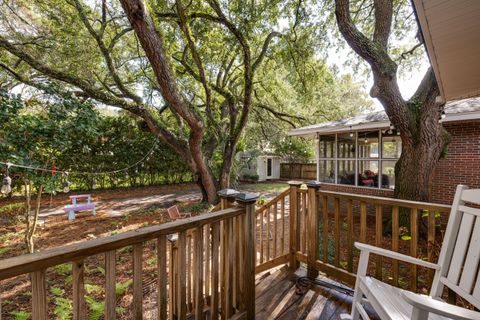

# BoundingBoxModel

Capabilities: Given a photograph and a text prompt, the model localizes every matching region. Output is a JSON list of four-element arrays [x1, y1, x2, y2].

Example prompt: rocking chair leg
[[350, 250, 370, 320]]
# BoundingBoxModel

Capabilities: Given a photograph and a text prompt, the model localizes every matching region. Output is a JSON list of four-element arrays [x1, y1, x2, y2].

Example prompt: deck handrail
[[0, 207, 243, 281], [318, 190, 451, 212]]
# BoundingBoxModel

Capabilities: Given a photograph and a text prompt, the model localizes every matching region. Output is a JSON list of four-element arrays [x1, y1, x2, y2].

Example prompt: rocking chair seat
[[358, 276, 452, 320]]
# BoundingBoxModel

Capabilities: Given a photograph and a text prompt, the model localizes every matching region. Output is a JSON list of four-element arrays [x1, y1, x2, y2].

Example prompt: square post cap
[[288, 181, 303, 187], [218, 188, 240, 199], [305, 181, 322, 189], [235, 193, 259, 203]]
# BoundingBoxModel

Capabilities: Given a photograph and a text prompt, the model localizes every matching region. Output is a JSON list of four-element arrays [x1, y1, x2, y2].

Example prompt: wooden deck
[[255, 265, 379, 320]]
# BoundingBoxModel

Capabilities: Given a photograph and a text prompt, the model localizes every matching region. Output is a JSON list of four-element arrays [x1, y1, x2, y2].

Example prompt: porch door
[[266, 158, 273, 179]]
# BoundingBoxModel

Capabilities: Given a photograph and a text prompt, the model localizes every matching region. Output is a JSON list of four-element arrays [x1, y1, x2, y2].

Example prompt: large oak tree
[[333, 0, 449, 202], [0, 0, 371, 203]]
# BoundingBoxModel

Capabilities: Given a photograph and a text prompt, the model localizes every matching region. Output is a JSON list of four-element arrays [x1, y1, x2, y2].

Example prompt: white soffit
[[413, 0, 480, 101]]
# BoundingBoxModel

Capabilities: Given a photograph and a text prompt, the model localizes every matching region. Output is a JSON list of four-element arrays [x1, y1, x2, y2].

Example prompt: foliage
[[9, 310, 31, 320], [54, 263, 72, 276], [85, 296, 105, 320], [0, 0, 374, 202], [115, 279, 132, 295], [273, 138, 314, 163]]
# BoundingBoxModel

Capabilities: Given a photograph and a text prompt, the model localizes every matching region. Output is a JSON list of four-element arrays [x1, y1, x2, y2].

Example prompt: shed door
[[266, 158, 272, 178]]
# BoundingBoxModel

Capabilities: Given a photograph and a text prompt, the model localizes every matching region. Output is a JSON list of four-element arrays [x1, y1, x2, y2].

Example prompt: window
[[317, 130, 401, 189]]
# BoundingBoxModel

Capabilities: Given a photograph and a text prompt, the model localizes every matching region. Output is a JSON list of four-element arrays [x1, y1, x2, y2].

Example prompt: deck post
[[306, 181, 321, 278], [217, 188, 239, 318], [218, 188, 239, 209], [288, 181, 303, 270], [235, 193, 259, 320]]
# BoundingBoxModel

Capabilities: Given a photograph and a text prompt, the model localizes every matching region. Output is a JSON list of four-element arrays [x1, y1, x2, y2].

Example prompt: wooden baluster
[[177, 231, 187, 319], [72, 260, 86, 320], [302, 192, 307, 253], [411, 208, 418, 291], [225, 218, 234, 318], [31, 270, 47, 320], [347, 200, 354, 273], [288, 182, 302, 270], [168, 240, 177, 320], [375, 205, 383, 280], [360, 202, 367, 243], [105, 250, 116, 320], [187, 234, 192, 311], [322, 195, 329, 263], [195, 227, 204, 319], [266, 208, 270, 261], [232, 217, 238, 310], [260, 211, 264, 264], [334, 197, 341, 267], [392, 206, 399, 287], [157, 236, 168, 320], [204, 225, 211, 305], [211, 222, 220, 320], [281, 198, 285, 255], [306, 182, 321, 278], [133, 243, 143, 319], [427, 210, 436, 284], [235, 193, 258, 320], [273, 203, 278, 258]]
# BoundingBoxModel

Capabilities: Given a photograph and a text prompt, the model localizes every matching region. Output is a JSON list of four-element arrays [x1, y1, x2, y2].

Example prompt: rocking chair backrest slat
[[432, 185, 480, 309]]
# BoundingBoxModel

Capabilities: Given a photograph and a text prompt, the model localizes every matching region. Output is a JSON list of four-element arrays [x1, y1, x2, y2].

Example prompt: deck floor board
[[255, 265, 380, 320]]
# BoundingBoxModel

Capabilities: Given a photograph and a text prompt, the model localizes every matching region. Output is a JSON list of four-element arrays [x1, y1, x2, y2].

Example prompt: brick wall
[[430, 121, 480, 204]]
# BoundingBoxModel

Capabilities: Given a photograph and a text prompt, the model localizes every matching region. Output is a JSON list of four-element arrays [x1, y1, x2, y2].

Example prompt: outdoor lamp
[[349, 126, 354, 137]]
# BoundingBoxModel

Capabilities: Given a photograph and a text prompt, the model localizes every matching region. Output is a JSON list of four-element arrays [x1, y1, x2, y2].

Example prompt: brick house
[[287, 98, 480, 204]]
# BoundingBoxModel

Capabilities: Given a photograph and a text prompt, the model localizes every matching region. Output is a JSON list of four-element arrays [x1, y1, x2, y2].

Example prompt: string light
[[388, 123, 394, 134], [1, 163, 12, 195], [63, 172, 71, 193], [0, 142, 157, 177]]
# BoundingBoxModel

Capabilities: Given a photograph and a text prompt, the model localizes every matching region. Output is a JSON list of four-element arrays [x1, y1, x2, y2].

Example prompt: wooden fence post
[[288, 181, 302, 270], [306, 181, 321, 278], [218, 189, 239, 318], [235, 193, 259, 320]]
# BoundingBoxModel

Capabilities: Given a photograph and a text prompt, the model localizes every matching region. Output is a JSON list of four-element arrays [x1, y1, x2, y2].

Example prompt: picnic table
[[64, 194, 96, 220]]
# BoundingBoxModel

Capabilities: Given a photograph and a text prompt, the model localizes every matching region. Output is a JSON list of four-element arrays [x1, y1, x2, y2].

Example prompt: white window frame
[[317, 130, 400, 190]]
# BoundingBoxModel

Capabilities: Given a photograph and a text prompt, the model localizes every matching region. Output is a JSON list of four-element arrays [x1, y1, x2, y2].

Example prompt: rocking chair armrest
[[402, 291, 480, 320], [354, 242, 440, 270]]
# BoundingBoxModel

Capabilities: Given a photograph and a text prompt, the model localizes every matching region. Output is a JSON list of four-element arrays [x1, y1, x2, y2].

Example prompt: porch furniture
[[63, 194, 96, 220], [342, 185, 480, 320], [167, 205, 191, 220]]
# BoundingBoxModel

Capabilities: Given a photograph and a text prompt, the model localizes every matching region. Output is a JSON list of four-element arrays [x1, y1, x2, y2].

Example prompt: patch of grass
[[0, 247, 10, 256], [185, 202, 212, 213], [85, 296, 104, 320], [240, 182, 288, 194], [115, 279, 132, 295], [54, 263, 72, 276], [0, 202, 24, 215], [10, 310, 31, 320]]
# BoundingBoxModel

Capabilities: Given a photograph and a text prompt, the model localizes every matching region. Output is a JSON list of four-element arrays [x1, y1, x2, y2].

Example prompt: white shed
[[238, 151, 282, 182]]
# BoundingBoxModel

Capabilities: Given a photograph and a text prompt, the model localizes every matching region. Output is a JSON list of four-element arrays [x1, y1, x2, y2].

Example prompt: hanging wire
[[0, 141, 157, 177]]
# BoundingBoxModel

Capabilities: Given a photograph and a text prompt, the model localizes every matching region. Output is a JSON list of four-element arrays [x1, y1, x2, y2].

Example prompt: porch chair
[[167, 205, 191, 220], [342, 185, 480, 320]]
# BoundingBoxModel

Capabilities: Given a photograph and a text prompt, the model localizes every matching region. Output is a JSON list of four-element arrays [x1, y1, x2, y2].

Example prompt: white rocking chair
[[342, 185, 480, 320]]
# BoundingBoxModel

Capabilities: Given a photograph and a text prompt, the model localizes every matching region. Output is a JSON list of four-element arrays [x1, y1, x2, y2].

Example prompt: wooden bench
[[64, 194, 96, 220]]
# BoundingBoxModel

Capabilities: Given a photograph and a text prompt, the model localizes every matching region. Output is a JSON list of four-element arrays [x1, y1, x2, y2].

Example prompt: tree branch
[[373, 0, 393, 48], [252, 31, 282, 72], [72, 0, 142, 104]]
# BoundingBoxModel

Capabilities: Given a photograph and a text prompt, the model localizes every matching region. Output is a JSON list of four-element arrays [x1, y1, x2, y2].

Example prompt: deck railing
[[0, 183, 455, 319], [0, 193, 258, 320], [255, 181, 453, 297]]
